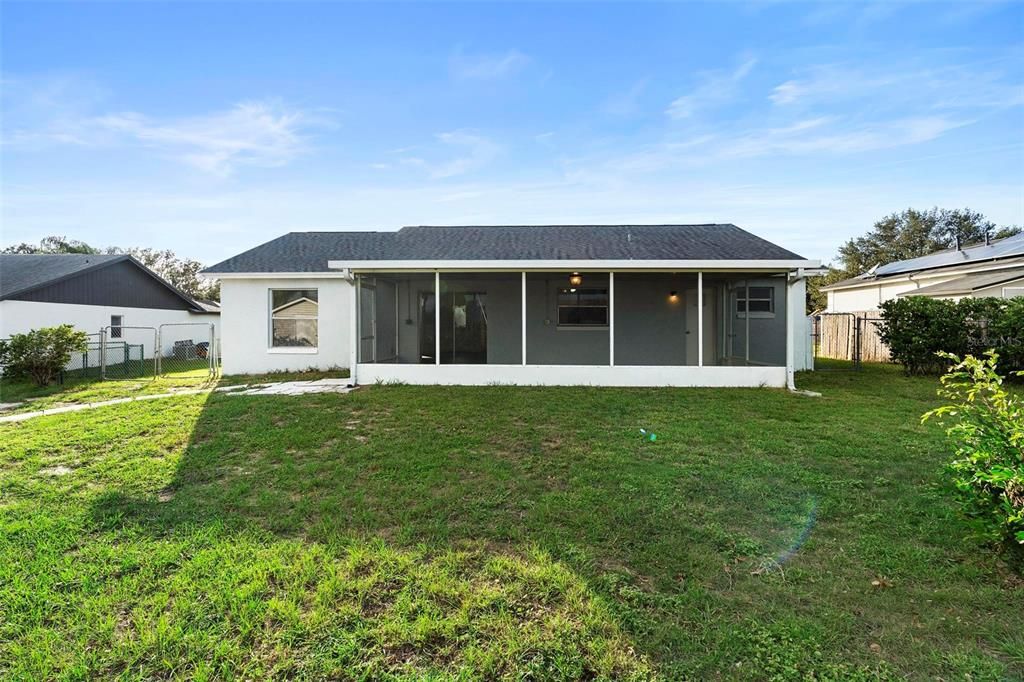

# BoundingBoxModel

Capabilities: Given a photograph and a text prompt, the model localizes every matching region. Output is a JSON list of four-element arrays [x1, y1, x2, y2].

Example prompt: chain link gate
[[98, 323, 216, 380], [811, 312, 889, 371], [101, 325, 157, 379], [812, 312, 861, 371], [157, 323, 217, 379]]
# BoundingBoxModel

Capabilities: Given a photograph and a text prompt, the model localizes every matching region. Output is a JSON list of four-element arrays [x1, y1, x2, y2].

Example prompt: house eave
[[327, 258, 820, 272]]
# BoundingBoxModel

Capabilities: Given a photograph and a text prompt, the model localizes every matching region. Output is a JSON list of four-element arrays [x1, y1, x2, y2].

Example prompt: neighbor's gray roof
[[203, 224, 806, 274], [0, 253, 209, 311], [0, 254, 126, 299], [896, 266, 1024, 298]]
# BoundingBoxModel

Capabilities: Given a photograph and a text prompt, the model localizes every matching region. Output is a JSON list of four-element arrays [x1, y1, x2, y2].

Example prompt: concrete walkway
[[0, 379, 356, 424]]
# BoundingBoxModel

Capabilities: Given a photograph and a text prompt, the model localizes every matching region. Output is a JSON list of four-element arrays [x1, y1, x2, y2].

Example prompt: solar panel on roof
[[874, 232, 1024, 277]]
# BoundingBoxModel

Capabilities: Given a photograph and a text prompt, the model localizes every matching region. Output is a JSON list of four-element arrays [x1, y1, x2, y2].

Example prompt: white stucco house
[[0, 254, 219, 359], [204, 224, 818, 388], [822, 232, 1024, 313]]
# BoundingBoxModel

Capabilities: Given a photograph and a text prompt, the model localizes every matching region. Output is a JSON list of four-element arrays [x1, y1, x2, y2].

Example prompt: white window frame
[[269, 288, 319, 351], [110, 314, 124, 338], [1002, 286, 1024, 299], [736, 286, 775, 319]]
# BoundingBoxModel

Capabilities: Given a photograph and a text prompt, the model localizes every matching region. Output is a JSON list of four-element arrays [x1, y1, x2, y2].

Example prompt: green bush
[[879, 297, 1024, 375], [0, 325, 90, 387], [923, 352, 1024, 563]]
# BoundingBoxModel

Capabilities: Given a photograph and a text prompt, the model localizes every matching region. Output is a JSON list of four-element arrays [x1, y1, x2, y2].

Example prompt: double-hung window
[[736, 286, 775, 317], [270, 289, 318, 348], [110, 315, 123, 338], [557, 288, 609, 327]]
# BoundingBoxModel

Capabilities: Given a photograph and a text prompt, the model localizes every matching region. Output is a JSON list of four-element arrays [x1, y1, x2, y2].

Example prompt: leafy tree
[[107, 247, 220, 302], [837, 208, 1020, 276], [2, 236, 99, 254], [0, 325, 90, 386]]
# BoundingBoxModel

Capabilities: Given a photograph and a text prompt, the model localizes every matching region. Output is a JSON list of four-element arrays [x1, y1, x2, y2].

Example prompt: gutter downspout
[[787, 268, 821, 397], [339, 268, 358, 387]]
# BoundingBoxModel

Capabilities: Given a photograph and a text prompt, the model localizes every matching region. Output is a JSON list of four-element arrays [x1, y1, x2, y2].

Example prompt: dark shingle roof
[[1, 254, 126, 299], [203, 224, 806, 274], [0, 254, 208, 311]]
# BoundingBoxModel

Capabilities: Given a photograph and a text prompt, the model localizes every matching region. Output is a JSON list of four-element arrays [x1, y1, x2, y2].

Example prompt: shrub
[[923, 352, 1024, 563], [880, 297, 1024, 376], [0, 325, 90, 387]]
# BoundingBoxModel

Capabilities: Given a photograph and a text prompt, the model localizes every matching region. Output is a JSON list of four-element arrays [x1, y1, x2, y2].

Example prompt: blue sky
[[2, 1, 1022, 264]]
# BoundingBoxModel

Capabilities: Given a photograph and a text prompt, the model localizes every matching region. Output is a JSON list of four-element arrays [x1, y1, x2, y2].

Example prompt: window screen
[[557, 288, 609, 326], [736, 286, 774, 315]]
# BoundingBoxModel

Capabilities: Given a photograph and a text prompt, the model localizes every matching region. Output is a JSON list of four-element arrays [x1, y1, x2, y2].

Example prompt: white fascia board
[[203, 272, 354, 279], [327, 258, 820, 272]]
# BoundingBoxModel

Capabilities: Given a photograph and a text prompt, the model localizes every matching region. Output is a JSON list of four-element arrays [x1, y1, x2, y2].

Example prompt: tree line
[[2, 236, 220, 302]]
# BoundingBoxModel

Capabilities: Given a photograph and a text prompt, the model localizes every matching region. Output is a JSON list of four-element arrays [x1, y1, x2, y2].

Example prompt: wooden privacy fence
[[813, 310, 890, 364]]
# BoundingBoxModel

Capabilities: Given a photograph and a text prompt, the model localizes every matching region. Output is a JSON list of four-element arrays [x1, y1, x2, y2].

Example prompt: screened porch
[[354, 270, 790, 374]]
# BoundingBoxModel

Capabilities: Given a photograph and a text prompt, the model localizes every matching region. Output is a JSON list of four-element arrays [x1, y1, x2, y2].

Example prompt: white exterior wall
[[0, 300, 217, 357], [828, 280, 921, 312], [219, 277, 352, 375]]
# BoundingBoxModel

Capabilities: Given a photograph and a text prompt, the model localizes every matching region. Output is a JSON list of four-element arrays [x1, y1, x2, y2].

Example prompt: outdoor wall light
[[568, 272, 583, 287], [668, 291, 679, 302]]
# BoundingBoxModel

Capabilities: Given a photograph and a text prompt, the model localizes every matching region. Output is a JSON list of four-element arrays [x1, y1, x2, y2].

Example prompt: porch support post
[[745, 280, 750, 365], [697, 271, 704, 367], [609, 271, 615, 366], [350, 275, 359, 384], [521, 271, 527, 366], [785, 272, 797, 389], [434, 270, 440, 365]]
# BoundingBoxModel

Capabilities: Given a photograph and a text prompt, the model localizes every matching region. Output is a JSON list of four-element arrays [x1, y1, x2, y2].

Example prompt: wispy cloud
[[449, 48, 530, 80], [770, 59, 1024, 110], [397, 130, 501, 179], [603, 77, 650, 117], [93, 102, 316, 175], [712, 116, 968, 159], [4, 78, 326, 176], [666, 57, 757, 119]]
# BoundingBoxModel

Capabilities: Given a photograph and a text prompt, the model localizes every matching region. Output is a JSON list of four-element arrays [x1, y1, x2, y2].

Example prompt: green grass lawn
[[1, 365, 1021, 680]]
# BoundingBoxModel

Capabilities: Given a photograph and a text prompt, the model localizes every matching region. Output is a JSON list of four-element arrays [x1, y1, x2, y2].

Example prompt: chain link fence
[[2, 324, 217, 383]]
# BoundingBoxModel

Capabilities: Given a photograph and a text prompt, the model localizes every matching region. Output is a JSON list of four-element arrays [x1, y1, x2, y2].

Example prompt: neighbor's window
[[110, 315, 123, 338], [271, 289, 318, 347], [736, 286, 774, 316], [557, 288, 609, 327]]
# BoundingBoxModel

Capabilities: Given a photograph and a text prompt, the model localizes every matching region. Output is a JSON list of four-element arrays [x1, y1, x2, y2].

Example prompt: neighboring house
[[822, 232, 1024, 313], [0, 254, 219, 358], [203, 224, 819, 387]]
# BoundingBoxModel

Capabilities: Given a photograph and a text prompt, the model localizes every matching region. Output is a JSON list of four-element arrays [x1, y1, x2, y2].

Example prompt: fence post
[[854, 317, 862, 370], [100, 327, 107, 379]]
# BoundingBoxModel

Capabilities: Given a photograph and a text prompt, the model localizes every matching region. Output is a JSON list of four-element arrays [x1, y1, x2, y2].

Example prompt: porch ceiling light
[[568, 272, 583, 287]]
